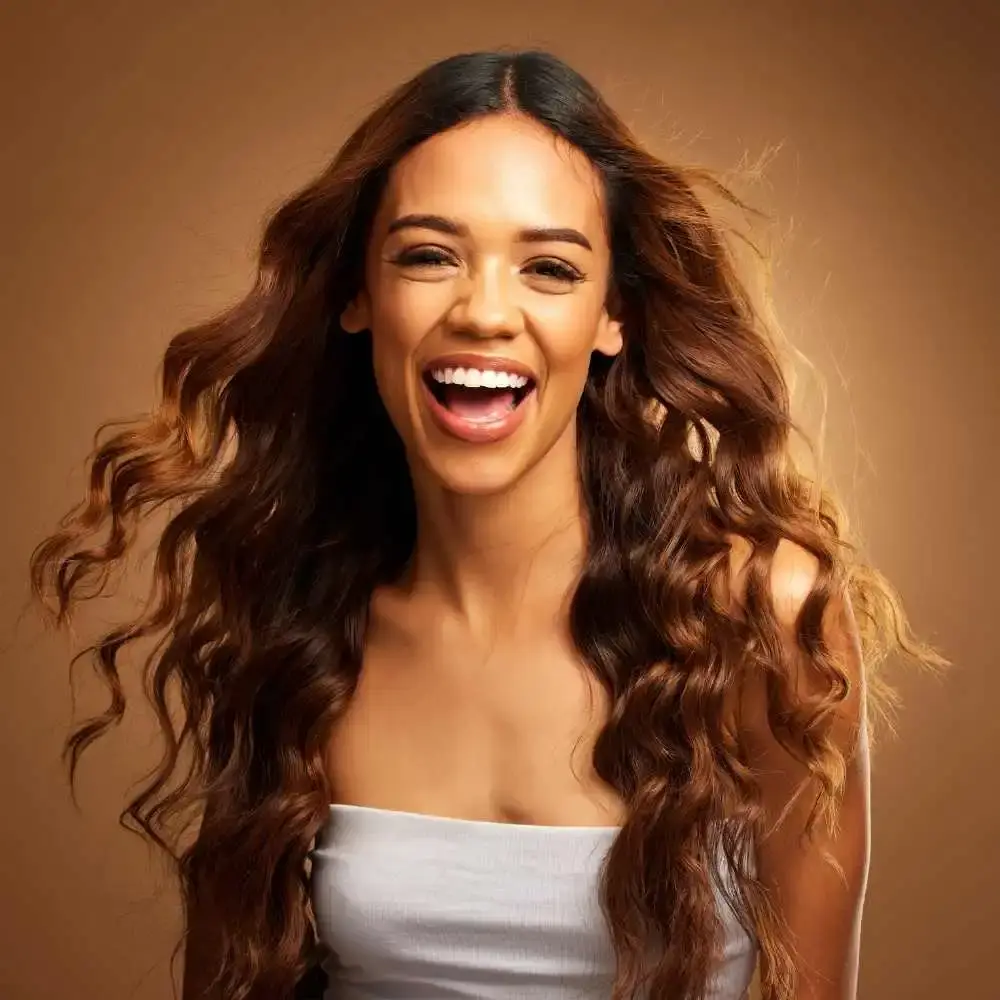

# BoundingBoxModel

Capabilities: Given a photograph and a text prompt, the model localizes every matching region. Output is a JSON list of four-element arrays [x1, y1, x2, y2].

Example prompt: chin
[[398, 386, 575, 500], [419, 448, 536, 498]]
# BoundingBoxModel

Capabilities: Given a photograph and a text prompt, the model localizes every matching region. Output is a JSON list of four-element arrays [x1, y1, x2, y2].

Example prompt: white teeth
[[429, 366, 531, 389]]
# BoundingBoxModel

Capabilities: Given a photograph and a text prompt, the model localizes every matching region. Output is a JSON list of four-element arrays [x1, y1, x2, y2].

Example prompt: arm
[[741, 541, 871, 1000]]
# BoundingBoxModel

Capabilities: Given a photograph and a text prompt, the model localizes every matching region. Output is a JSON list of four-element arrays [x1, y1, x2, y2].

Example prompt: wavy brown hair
[[30, 50, 939, 1000]]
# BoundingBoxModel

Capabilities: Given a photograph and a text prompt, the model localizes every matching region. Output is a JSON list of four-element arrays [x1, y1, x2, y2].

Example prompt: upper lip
[[422, 353, 538, 383]]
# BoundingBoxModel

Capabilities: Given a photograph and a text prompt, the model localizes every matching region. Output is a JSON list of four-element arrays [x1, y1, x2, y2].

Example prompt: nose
[[447, 260, 523, 340]]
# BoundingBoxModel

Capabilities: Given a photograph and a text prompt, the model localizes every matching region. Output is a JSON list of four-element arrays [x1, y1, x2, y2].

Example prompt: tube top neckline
[[328, 801, 623, 834]]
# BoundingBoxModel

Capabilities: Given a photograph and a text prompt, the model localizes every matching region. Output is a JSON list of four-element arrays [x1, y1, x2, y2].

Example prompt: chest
[[325, 625, 625, 827], [312, 807, 620, 999]]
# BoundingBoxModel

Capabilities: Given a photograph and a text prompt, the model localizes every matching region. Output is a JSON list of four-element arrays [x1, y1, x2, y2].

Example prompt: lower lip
[[421, 379, 535, 444]]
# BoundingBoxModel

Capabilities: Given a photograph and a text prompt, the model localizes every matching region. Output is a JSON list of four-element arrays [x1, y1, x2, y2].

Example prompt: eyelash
[[393, 247, 584, 284]]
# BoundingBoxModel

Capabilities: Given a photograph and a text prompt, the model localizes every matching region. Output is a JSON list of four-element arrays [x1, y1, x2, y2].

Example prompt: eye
[[525, 258, 584, 283], [392, 246, 456, 269]]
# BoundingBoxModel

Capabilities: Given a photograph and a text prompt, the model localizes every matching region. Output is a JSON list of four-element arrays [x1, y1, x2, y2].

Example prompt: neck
[[405, 436, 587, 633]]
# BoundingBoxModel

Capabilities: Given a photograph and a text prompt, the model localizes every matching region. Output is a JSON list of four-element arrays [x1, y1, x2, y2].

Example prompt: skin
[[333, 114, 625, 828], [336, 114, 870, 997], [188, 113, 870, 998]]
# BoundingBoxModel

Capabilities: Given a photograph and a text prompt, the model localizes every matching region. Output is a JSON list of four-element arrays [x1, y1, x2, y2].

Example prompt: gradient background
[[1, 2, 996, 998]]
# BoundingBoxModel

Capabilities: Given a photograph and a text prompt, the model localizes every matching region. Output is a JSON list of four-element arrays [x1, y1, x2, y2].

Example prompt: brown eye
[[393, 247, 455, 268], [527, 259, 583, 283]]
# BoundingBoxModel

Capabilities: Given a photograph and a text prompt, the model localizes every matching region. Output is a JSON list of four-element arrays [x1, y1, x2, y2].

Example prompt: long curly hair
[[30, 50, 939, 1000]]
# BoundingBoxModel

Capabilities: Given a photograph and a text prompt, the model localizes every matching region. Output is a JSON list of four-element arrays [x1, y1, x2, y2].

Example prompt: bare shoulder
[[724, 534, 824, 627], [724, 534, 865, 747]]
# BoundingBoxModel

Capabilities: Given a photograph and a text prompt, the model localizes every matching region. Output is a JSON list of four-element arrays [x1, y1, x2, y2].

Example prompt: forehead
[[377, 115, 607, 238]]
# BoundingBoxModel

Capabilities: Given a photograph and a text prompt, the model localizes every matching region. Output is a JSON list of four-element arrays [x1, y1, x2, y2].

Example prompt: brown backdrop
[[2, 2, 996, 998]]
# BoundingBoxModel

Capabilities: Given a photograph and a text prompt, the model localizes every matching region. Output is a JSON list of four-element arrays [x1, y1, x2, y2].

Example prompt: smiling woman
[[339, 118, 624, 497], [29, 49, 940, 1000]]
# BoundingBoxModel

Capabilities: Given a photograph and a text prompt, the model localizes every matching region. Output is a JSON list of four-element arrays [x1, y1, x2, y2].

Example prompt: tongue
[[441, 385, 516, 422]]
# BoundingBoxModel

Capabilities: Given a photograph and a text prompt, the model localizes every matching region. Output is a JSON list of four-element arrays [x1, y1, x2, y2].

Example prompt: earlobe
[[595, 317, 624, 358], [340, 292, 371, 334]]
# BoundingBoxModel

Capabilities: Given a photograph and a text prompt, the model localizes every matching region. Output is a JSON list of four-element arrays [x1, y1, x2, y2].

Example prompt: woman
[[31, 49, 938, 1000]]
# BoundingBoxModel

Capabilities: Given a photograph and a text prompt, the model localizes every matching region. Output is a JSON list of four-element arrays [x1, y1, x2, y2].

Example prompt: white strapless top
[[311, 803, 756, 999]]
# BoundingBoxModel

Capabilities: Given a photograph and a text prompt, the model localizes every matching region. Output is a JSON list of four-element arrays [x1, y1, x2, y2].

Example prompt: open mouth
[[422, 366, 537, 424]]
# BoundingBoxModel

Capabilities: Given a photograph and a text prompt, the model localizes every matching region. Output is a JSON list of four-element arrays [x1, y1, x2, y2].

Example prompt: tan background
[[1, 2, 996, 998]]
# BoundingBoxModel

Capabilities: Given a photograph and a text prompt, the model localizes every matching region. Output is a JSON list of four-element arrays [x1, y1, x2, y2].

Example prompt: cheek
[[532, 301, 612, 422], [537, 300, 609, 379], [373, 277, 446, 344], [369, 335, 415, 440], [366, 284, 438, 430]]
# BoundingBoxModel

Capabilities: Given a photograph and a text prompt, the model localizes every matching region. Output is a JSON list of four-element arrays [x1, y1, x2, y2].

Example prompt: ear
[[340, 290, 372, 334], [594, 313, 624, 358]]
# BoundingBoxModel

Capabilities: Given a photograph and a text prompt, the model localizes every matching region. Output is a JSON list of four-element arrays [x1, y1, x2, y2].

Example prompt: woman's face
[[341, 113, 622, 497]]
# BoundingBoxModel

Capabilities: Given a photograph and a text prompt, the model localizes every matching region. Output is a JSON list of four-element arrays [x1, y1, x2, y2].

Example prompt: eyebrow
[[385, 213, 593, 251]]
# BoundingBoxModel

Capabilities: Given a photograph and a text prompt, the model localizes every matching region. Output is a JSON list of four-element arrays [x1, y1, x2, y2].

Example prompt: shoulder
[[724, 533, 825, 629], [724, 534, 865, 750]]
